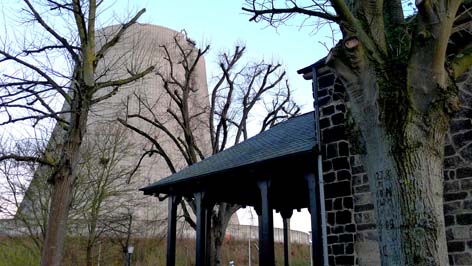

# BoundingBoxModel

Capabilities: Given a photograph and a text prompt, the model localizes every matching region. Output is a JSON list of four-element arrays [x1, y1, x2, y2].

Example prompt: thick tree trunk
[[361, 118, 448, 265], [327, 29, 455, 263], [41, 96, 89, 266], [210, 224, 226, 266], [86, 243, 94, 266], [40, 171, 75, 266], [209, 203, 238, 266]]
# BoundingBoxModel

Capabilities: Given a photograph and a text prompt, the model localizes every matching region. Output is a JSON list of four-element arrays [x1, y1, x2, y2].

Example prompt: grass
[[0, 236, 311, 265]]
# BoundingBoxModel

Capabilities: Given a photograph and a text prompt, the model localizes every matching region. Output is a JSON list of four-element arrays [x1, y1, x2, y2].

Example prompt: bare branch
[[242, 5, 338, 23], [95, 8, 147, 67], [23, 0, 80, 63], [0, 154, 55, 167]]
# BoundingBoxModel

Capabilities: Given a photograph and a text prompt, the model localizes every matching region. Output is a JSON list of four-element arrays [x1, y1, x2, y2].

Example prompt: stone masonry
[[314, 64, 472, 265]]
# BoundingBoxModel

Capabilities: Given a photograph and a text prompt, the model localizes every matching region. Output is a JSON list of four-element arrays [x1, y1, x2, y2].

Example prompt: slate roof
[[141, 111, 317, 194]]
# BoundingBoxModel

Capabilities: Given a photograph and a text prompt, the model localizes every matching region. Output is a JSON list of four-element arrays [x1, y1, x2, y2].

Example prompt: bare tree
[[119, 34, 300, 266], [68, 123, 140, 266], [0, 134, 51, 256], [243, 1, 472, 265], [0, 1, 154, 265]]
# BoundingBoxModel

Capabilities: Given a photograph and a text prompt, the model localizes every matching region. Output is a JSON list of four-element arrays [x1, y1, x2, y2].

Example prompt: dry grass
[[0, 236, 311, 265]]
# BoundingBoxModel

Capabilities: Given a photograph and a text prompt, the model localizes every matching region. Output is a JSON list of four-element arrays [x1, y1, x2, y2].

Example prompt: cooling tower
[[16, 24, 238, 239], [87, 23, 213, 234]]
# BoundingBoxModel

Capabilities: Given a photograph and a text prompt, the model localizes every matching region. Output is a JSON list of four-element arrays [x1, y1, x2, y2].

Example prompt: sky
[[137, 1, 339, 113], [0, 0, 340, 233]]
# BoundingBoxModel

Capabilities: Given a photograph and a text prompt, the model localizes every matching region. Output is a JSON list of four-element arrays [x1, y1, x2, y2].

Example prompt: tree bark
[[328, 55, 453, 265], [361, 119, 448, 265], [40, 172, 75, 266], [41, 98, 89, 266], [209, 203, 238, 266]]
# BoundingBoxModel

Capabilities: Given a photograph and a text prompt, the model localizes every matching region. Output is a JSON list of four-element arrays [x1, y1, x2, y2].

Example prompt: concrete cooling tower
[[16, 24, 237, 238], [85, 23, 217, 235]]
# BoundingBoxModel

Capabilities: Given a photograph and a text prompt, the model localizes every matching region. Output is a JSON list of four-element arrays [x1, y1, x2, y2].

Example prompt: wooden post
[[194, 192, 208, 266], [305, 172, 323, 265], [281, 210, 293, 266], [166, 195, 181, 266], [257, 180, 274, 266]]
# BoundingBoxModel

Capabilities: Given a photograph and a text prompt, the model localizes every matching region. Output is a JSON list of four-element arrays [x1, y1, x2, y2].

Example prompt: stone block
[[354, 193, 372, 206], [350, 155, 363, 167], [318, 74, 335, 88], [327, 143, 338, 159], [444, 180, 460, 193], [333, 82, 345, 94], [355, 241, 380, 266], [444, 201, 462, 215], [445, 156, 461, 169], [464, 200, 472, 210], [355, 203, 374, 212], [353, 174, 364, 186], [448, 241, 465, 252], [345, 224, 356, 233], [325, 181, 352, 199], [325, 199, 333, 211], [322, 125, 346, 143], [333, 225, 345, 234], [447, 228, 454, 241], [335, 255, 354, 265], [318, 88, 329, 97], [328, 255, 335, 265], [445, 144, 456, 156], [328, 234, 338, 244], [323, 160, 333, 172], [461, 178, 472, 190], [336, 210, 352, 224], [337, 170, 351, 181], [339, 233, 354, 242], [460, 143, 472, 160], [453, 253, 472, 265], [363, 230, 378, 241], [352, 166, 365, 175], [445, 192, 468, 202], [355, 213, 363, 223], [346, 243, 354, 254], [452, 130, 472, 147], [355, 184, 371, 193], [451, 226, 471, 240], [445, 215, 455, 226], [334, 198, 343, 210], [324, 172, 336, 183], [320, 117, 331, 129], [336, 103, 346, 112], [456, 213, 472, 225], [328, 212, 335, 225], [332, 112, 345, 125], [457, 167, 472, 179], [333, 157, 350, 170], [357, 224, 376, 231], [322, 105, 335, 117], [333, 243, 344, 255], [343, 197, 353, 209], [451, 119, 472, 133], [338, 141, 349, 156], [363, 212, 376, 224]]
